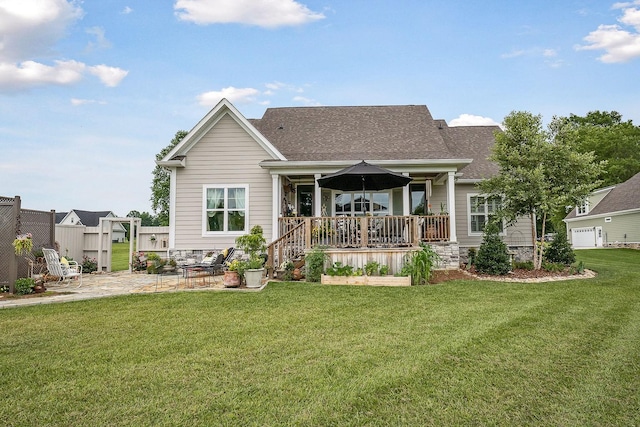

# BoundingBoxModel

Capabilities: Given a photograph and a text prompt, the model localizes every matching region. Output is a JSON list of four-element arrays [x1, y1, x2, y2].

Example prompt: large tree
[[479, 111, 603, 269], [151, 130, 188, 226], [559, 111, 640, 186]]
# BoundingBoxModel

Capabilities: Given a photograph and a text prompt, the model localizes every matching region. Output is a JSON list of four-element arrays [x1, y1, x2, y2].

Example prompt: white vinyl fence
[[55, 224, 169, 272]]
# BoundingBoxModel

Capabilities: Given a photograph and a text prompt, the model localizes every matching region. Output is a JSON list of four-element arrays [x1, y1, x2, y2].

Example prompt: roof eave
[[259, 159, 473, 175]]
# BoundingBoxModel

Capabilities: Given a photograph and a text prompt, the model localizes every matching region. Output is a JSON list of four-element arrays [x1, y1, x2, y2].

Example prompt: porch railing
[[278, 215, 449, 249], [267, 215, 449, 274]]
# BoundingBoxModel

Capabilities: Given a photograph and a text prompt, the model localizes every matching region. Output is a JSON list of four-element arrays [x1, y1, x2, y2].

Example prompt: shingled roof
[[566, 172, 640, 219], [69, 210, 115, 227], [443, 125, 501, 180], [249, 105, 456, 162]]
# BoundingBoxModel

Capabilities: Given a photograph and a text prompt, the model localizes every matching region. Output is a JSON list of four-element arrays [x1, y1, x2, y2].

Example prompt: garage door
[[571, 227, 596, 248]]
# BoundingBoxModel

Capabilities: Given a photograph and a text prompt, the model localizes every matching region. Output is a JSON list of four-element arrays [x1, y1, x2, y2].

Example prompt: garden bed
[[320, 274, 411, 286]]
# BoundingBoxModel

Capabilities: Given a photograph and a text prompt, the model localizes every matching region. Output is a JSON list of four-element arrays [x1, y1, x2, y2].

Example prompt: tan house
[[157, 99, 533, 272]]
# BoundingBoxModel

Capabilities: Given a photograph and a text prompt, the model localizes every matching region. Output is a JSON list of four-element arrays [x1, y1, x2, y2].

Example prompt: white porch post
[[314, 174, 322, 216], [447, 171, 457, 242], [402, 173, 410, 215], [272, 174, 280, 240]]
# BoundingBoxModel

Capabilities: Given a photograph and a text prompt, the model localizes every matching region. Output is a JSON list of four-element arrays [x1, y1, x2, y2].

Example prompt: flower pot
[[244, 268, 264, 288], [293, 268, 303, 280], [223, 270, 241, 288]]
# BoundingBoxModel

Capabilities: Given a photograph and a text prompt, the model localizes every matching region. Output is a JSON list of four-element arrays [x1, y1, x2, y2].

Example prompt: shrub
[[514, 260, 535, 271], [14, 278, 35, 295], [82, 256, 98, 273], [544, 228, 576, 265], [379, 264, 389, 275], [364, 261, 380, 276], [305, 246, 328, 282], [475, 222, 511, 275], [326, 262, 354, 276], [543, 261, 566, 272], [400, 243, 440, 285], [466, 247, 477, 269]]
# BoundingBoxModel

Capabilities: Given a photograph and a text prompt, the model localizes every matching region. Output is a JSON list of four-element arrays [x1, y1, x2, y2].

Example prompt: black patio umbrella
[[317, 161, 411, 213]]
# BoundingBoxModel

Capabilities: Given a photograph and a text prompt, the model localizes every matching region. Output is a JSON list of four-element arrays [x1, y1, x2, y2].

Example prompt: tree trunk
[[536, 212, 547, 270]]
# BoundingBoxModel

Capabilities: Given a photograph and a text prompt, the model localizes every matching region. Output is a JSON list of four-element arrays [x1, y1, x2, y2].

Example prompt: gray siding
[[454, 183, 532, 248], [174, 114, 274, 250], [567, 212, 640, 245]]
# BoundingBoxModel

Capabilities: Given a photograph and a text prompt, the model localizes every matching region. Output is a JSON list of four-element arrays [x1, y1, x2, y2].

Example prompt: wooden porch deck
[[267, 215, 449, 272]]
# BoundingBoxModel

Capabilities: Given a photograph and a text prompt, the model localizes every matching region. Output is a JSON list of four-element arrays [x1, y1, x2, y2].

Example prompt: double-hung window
[[468, 194, 503, 235], [203, 185, 248, 234], [576, 200, 589, 216]]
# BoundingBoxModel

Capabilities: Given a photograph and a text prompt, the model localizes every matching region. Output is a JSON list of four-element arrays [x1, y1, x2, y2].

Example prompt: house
[[157, 99, 533, 271], [57, 209, 127, 243], [564, 172, 640, 248]]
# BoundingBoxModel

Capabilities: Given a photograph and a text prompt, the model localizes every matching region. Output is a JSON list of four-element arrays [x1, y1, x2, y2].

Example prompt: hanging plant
[[12, 233, 33, 256]]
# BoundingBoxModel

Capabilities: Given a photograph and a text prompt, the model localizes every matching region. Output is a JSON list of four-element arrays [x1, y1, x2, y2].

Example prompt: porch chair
[[42, 248, 83, 287]]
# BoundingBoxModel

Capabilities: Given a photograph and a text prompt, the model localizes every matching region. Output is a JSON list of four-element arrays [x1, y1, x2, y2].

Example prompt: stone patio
[[0, 270, 264, 309]]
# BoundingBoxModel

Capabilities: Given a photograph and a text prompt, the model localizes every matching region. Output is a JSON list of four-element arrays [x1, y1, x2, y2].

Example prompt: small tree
[[544, 229, 576, 265], [475, 222, 511, 275], [235, 225, 267, 269], [151, 130, 188, 226]]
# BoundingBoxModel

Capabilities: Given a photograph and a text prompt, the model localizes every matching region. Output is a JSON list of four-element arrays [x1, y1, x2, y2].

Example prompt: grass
[[111, 241, 133, 271], [1, 249, 639, 426]]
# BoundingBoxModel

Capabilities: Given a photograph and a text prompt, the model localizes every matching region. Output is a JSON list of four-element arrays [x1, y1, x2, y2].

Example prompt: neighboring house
[[157, 98, 533, 270], [57, 209, 127, 243], [564, 172, 640, 248]]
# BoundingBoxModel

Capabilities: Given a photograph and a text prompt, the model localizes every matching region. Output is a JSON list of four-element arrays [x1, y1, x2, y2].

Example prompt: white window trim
[[332, 190, 392, 216], [576, 200, 589, 216], [202, 184, 249, 236], [467, 193, 506, 237]]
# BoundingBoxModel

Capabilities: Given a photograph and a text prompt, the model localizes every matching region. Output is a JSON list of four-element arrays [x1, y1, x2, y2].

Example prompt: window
[[468, 195, 503, 235], [576, 200, 589, 216], [203, 185, 248, 233], [334, 191, 390, 216]]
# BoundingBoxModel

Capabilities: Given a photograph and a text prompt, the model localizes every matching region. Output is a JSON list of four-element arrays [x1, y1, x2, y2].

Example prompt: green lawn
[[1, 249, 639, 426], [111, 241, 132, 271]]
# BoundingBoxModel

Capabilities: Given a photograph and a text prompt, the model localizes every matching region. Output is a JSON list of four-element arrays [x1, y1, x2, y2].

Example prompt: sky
[[1, 0, 640, 217]]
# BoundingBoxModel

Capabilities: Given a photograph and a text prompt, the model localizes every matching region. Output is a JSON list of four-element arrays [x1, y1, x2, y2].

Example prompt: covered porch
[[266, 214, 454, 274]]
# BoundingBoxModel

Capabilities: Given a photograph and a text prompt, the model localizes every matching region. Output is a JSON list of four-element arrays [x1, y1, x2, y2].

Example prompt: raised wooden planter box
[[321, 274, 411, 287]]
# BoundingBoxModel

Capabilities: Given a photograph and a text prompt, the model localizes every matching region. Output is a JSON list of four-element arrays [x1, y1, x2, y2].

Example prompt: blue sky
[[1, 0, 639, 216]]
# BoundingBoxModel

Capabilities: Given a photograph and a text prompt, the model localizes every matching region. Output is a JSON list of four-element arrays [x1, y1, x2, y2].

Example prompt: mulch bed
[[429, 266, 591, 284]]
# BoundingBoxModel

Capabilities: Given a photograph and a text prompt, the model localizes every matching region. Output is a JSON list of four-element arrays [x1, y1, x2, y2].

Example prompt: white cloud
[[122, 6, 133, 14], [543, 49, 558, 57], [0, 0, 83, 62], [88, 65, 129, 87], [577, 3, 640, 62], [449, 114, 500, 127], [71, 98, 106, 106], [85, 26, 112, 51], [197, 86, 260, 106], [500, 49, 525, 59], [174, 0, 325, 28], [0, 0, 128, 92], [292, 95, 320, 106], [0, 60, 85, 91]]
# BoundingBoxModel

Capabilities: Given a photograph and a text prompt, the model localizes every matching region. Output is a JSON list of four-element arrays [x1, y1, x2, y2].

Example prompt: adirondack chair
[[43, 248, 83, 287]]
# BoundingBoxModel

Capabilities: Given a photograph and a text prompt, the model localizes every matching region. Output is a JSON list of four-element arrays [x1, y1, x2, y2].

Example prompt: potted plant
[[235, 225, 267, 288], [12, 233, 33, 256], [224, 259, 242, 287]]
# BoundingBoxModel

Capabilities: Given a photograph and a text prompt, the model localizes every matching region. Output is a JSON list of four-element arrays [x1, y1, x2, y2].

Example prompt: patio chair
[[42, 248, 83, 287]]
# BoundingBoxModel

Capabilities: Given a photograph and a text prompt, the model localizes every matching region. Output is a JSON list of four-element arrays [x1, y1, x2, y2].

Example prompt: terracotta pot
[[223, 270, 241, 288], [293, 268, 303, 280], [33, 285, 46, 293]]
